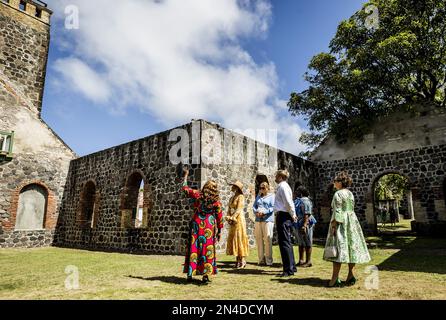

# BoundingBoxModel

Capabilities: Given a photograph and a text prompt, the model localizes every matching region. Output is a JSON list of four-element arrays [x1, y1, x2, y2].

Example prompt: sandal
[[202, 275, 211, 284], [327, 279, 343, 288]]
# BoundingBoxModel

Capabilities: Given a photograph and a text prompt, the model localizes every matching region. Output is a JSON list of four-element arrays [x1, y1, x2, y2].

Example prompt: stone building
[[1, 0, 445, 255], [0, 0, 76, 248], [311, 105, 446, 236], [53, 120, 314, 254]]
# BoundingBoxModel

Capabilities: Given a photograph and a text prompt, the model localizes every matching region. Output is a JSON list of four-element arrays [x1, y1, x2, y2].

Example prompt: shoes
[[301, 263, 313, 268], [296, 261, 305, 267], [202, 275, 211, 284], [238, 262, 247, 269], [277, 272, 294, 278], [344, 276, 357, 286], [327, 278, 343, 288]]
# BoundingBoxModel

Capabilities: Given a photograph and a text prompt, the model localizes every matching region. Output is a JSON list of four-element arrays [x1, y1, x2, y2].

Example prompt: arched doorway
[[120, 172, 152, 229], [373, 173, 413, 235], [78, 181, 98, 228], [15, 184, 48, 230]]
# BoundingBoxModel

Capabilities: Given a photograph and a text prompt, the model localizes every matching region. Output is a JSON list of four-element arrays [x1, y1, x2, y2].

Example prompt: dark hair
[[334, 171, 353, 188], [295, 186, 310, 198]]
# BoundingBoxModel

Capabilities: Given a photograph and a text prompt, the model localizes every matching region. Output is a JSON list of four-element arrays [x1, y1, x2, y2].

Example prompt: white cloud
[[47, 0, 305, 155], [53, 57, 110, 103]]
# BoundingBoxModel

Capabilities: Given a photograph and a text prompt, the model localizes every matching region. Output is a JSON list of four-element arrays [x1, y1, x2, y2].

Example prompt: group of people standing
[[181, 168, 371, 287]]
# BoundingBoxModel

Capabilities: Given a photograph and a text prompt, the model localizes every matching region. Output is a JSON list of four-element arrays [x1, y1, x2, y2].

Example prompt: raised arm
[[181, 167, 200, 200]]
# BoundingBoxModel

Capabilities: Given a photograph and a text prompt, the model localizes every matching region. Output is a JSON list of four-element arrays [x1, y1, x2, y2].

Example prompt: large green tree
[[289, 0, 446, 150]]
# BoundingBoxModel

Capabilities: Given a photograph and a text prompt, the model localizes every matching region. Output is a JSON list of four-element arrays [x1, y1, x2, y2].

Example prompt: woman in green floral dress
[[323, 171, 371, 287]]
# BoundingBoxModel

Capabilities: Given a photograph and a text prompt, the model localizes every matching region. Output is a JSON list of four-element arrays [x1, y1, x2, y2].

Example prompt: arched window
[[15, 184, 48, 230], [78, 181, 98, 228], [120, 172, 152, 229]]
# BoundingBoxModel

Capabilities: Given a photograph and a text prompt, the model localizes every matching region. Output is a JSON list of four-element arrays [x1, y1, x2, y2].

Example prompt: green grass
[[378, 219, 413, 234], [1, 236, 446, 300]]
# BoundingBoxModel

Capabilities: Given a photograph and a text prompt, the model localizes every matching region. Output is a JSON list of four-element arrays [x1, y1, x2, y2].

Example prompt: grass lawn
[[1, 236, 445, 300], [378, 219, 413, 234]]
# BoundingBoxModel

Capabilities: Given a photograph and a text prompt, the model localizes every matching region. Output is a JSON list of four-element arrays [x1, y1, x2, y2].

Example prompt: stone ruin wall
[[314, 145, 446, 237], [54, 120, 316, 254], [199, 121, 315, 250]]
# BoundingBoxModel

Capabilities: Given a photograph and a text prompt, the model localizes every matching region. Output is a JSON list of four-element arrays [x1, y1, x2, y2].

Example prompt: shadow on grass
[[377, 237, 446, 274], [127, 275, 204, 286], [271, 277, 327, 287], [217, 261, 280, 276]]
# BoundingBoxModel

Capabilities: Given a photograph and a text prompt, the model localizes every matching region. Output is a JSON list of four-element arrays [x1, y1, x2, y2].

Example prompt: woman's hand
[[331, 221, 338, 237]]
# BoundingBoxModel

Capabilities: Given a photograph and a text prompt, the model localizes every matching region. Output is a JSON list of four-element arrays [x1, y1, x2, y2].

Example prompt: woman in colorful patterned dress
[[181, 168, 223, 284], [225, 181, 250, 269], [323, 171, 371, 288]]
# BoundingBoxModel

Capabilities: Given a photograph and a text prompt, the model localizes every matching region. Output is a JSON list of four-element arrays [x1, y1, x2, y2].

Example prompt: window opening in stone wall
[[15, 184, 48, 231], [121, 172, 150, 229], [79, 181, 97, 228], [19, 0, 26, 11], [135, 180, 144, 228], [35, 7, 42, 18], [373, 173, 413, 235], [0, 131, 14, 159]]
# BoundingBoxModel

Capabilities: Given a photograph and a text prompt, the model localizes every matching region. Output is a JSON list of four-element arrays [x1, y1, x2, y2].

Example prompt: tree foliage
[[289, 0, 446, 147], [375, 174, 410, 201]]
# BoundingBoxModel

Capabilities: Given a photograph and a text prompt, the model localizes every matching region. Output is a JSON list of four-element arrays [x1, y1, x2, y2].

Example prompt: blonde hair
[[202, 180, 220, 202], [276, 170, 290, 180], [258, 182, 270, 196]]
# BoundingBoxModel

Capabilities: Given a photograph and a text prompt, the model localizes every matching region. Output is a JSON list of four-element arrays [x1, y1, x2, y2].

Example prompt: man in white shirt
[[274, 170, 298, 277]]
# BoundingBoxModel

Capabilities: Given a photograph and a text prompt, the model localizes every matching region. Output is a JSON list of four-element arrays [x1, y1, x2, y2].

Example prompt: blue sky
[[42, 0, 366, 156]]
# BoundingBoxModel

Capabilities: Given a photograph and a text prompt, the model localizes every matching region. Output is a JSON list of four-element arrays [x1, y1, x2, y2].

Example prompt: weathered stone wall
[[313, 144, 446, 237], [311, 105, 446, 162], [0, 0, 52, 116], [0, 230, 54, 248], [199, 121, 315, 251], [54, 120, 315, 254], [0, 1, 76, 248], [53, 122, 202, 254]]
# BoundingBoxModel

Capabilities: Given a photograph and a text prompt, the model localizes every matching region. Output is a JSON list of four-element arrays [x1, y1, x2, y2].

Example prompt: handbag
[[324, 235, 338, 259]]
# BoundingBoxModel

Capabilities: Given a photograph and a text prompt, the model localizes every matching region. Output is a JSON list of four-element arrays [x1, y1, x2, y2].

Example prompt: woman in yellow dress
[[225, 181, 250, 269]]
